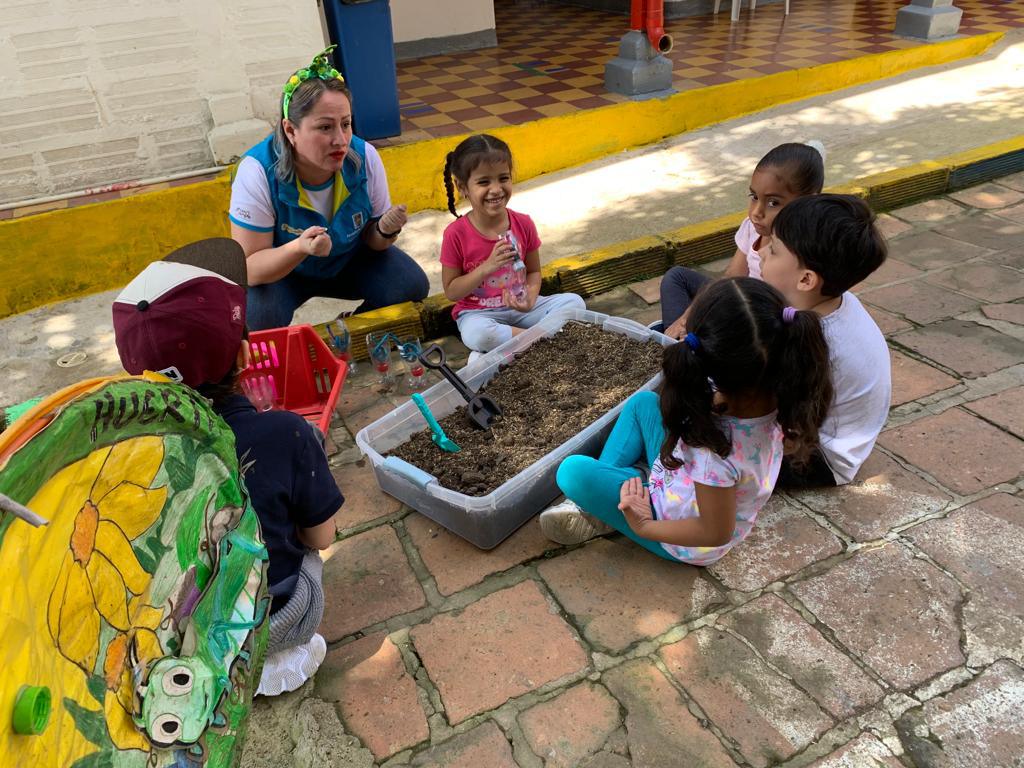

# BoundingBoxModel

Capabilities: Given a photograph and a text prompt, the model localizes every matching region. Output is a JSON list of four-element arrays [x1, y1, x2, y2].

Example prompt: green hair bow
[[282, 45, 346, 121]]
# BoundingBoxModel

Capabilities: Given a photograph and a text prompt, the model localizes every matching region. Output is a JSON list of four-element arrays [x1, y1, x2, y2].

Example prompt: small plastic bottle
[[502, 230, 527, 301], [328, 319, 356, 374]]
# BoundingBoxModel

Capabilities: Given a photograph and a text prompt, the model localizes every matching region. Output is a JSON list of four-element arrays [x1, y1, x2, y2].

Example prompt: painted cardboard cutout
[[0, 374, 268, 768]]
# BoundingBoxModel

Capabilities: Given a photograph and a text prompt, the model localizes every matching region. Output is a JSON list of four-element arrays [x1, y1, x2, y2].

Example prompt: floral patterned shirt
[[649, 412, 783, 565]]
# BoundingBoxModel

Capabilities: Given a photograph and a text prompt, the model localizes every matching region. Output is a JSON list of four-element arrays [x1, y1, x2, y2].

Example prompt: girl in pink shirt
[[657, 141, 825, 339], [440, 134, 584, 355]]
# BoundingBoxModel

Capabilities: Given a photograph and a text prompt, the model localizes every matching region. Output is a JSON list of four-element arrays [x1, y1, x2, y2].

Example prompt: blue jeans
[[660, 266, 712, 328], [556, 391, 675, 560], [455, 293, 586, 352], [246, 243, 430, 330]]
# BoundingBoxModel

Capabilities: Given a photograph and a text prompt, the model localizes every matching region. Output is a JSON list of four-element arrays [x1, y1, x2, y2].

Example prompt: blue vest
[[244, 134, 374, 279]]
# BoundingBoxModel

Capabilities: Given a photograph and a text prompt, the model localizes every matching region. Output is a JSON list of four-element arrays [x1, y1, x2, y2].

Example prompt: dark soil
[[389, 322, 663, 496]]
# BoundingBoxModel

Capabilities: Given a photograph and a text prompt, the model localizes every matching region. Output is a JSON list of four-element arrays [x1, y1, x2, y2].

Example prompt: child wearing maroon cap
[[113, 238, 342, 696]]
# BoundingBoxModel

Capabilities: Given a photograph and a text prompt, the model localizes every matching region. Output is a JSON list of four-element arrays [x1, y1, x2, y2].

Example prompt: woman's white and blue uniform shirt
[[229, 134, 392, 278]]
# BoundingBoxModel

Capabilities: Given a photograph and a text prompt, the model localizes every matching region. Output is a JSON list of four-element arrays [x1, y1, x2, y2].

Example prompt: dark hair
[[660, 277, 833, 469], [755, 142, 825, 196], [772, 194, 888, 297], [273, 77, 353, 183], [442, 134, 514, 217]]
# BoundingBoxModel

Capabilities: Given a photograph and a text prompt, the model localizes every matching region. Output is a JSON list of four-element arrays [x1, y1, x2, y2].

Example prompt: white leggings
[[456, 293, 586, 352]]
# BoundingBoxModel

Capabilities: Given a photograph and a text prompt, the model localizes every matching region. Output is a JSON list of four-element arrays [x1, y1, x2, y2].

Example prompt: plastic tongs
[[411, 393, 460, 452], [417, 344, 503, 430]]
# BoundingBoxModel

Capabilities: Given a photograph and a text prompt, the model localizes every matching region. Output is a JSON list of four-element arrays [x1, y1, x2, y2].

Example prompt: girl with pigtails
[[541, 277, 834, 565], [439, 134, 585, 360]]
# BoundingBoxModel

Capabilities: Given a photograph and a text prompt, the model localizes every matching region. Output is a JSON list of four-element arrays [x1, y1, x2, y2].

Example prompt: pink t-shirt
[[735, 217, 762, 279], [440, 209, 541, 319]]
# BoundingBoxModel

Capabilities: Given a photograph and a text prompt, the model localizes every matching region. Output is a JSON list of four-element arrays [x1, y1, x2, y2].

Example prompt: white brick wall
[[0, 0, 327, 205]]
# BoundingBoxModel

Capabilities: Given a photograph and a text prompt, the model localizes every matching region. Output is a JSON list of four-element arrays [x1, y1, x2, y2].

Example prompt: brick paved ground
[[241, 177, 1024, 768]]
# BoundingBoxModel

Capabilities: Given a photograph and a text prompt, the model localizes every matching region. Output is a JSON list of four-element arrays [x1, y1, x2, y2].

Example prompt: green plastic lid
[[12, 685, 51, 735]]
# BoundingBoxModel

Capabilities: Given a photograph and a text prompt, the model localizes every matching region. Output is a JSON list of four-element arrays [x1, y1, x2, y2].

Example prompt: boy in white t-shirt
[[759, 194, 891, 487]]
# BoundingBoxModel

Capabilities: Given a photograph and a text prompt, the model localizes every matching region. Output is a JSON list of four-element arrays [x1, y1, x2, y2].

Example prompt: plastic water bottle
[[502, 230, 527, 301]]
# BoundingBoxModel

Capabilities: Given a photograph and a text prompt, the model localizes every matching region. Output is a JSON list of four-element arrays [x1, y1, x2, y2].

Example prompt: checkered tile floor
[[378, 0, 1024, 146]]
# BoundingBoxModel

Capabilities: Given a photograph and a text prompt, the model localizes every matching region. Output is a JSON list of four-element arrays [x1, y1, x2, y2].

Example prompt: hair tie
[[782, 306, 798, 324], [283, 45, 346, 121], [683, 332, 701, 352]]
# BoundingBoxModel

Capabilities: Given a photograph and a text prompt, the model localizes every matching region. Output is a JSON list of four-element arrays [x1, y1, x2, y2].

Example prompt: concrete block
[[1, 116, 100, 146], [42, 137, 139, 164], [895, 3, 962, 39], [208, 118, 273, 164], [0, 101, 98, 131], [604, 30, 673, 96], [208, 93, 255, 126]]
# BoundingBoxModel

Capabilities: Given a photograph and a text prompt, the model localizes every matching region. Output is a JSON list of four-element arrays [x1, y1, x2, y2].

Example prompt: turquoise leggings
[[555, 391, 676, 560]]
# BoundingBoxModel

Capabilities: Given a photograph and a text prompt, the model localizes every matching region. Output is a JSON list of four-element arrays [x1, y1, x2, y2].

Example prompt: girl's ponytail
[[658, 278, 833, 468], [774, 307, 833, 465], [659, 337, 729, 469], [443, 151, 459, 218]]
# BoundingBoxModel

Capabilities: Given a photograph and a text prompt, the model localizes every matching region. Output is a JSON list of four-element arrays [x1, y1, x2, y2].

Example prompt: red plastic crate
[[238, 324, 348, 434]]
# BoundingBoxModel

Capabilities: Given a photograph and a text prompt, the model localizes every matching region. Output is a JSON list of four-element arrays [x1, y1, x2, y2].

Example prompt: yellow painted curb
[[859, 160, 950, 211], [939, 134, 1024, 169], [342, 302, 424, 361], [0, 178, 231, 318]]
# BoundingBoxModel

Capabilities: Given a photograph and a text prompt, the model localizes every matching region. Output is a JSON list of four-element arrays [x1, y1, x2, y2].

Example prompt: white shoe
[[467, 350, 485, 367], [256, 633, 327, 697], [539, 499, 613, 545]]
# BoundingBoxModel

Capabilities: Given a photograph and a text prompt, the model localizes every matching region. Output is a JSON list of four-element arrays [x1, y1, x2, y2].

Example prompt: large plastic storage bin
[[355, 310, 673, 549]]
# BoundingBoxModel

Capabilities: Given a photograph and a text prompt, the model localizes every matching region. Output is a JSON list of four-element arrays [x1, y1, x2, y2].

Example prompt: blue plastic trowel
[[411, 393, 460, 452]]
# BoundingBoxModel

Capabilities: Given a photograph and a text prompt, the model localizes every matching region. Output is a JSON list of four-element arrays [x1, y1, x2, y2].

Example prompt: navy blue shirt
[[214, 395, 343, 612]]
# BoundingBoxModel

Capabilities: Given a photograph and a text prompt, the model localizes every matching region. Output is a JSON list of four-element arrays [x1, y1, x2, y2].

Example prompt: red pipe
[[645, 0, 673, 53], [630, 0, 644, 30], [629, 0, 673, 54]]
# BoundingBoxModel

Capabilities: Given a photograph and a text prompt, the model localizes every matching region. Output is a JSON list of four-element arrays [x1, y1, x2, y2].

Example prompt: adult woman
[[229, 47, 429, 330]]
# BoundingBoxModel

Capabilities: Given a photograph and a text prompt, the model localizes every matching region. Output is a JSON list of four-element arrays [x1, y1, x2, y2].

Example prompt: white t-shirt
[[734, 217, 762, 279], [229, 142, 392, 232], [819, 292, 891, 484]]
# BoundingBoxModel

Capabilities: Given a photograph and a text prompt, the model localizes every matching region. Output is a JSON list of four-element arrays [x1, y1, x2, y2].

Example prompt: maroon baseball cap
[[112, 239, 248, 388]]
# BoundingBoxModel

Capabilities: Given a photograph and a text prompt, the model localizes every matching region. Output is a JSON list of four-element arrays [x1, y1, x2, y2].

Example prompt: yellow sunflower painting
[[1, 435, 167, 765], [1, 374, 267, 768]]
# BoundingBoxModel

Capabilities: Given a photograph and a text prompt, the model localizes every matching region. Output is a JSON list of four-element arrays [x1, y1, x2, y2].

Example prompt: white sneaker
[[467, 350, 485, 367], [539, 499, 613, 545], [256, 633, 327, 697]]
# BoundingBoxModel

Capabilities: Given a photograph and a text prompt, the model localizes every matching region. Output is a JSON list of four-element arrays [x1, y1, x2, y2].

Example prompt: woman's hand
[[298, 226, 332, 257], [618, 476, 654, 533], [378, 204, 408, 236]]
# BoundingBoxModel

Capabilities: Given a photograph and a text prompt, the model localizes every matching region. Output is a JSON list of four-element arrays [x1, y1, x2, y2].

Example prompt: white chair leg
[[785, 0, 790, 14], [731, 0, 740, 22], [714, 0, 721, 13], [750, 0, 757, 10]]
